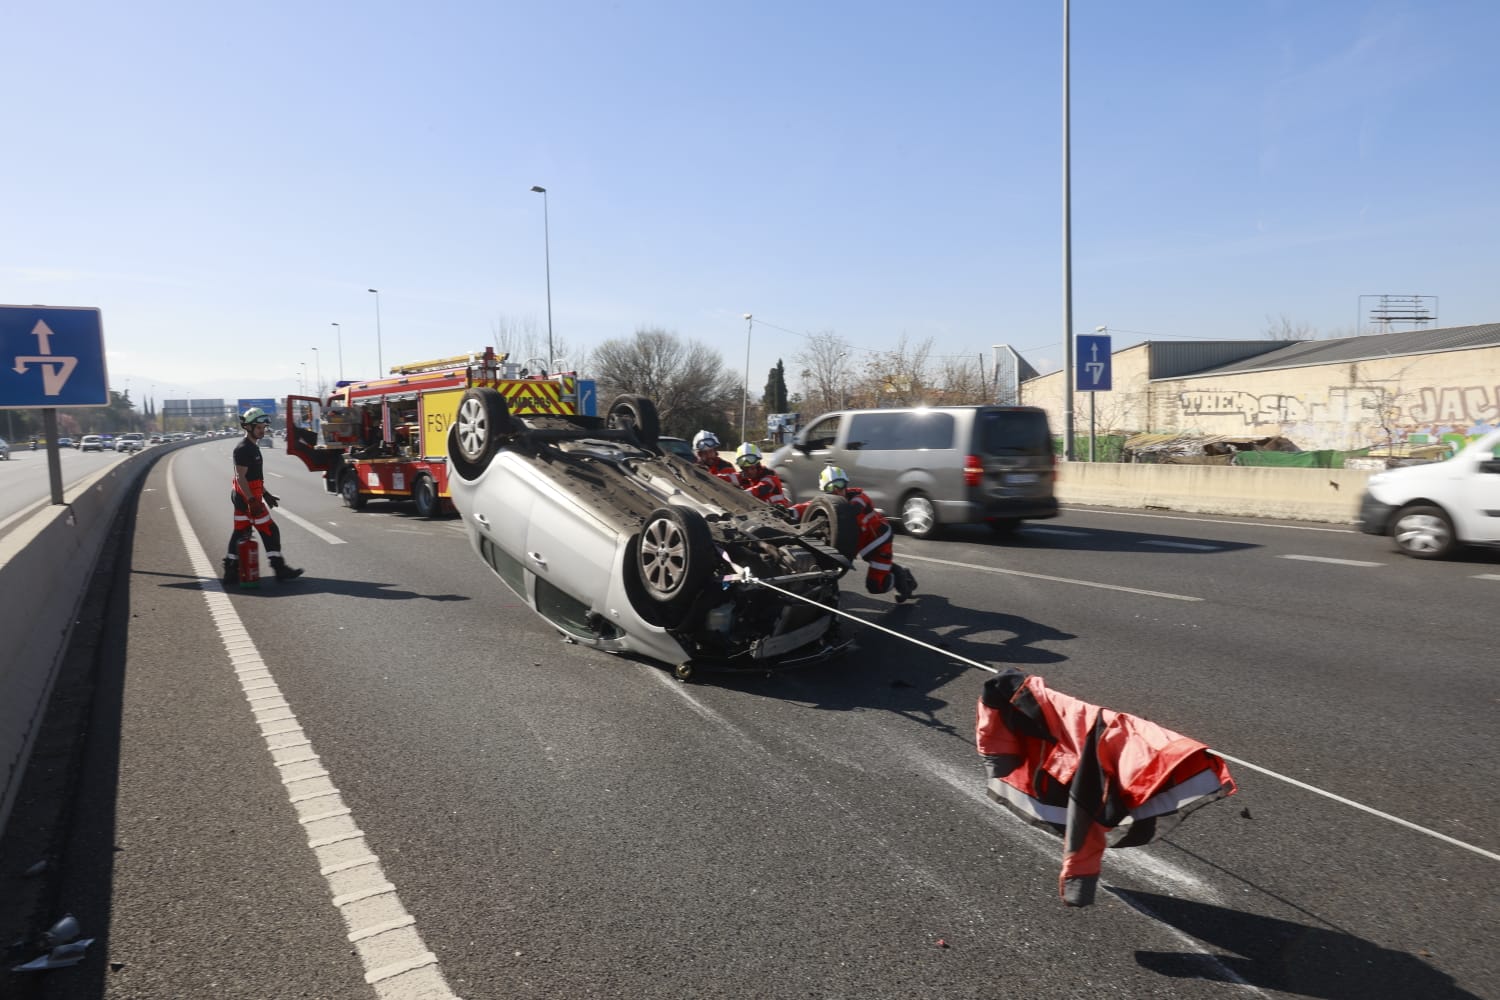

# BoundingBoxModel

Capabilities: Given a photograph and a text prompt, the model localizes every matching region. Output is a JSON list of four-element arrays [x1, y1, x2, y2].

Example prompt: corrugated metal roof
[[1178, 323, 1500, 378], [1146, 342, 1290, 379]]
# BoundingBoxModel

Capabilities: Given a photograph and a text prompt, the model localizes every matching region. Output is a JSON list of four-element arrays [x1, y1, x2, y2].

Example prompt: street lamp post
[[836, 352, 848, 410], [331, 322, 343, 380], [368, 289, 383, 374], [741, 313, 753, 442], [529, 186, 555, 371], [299, 363, 308, 396], [312, 347, 322, 399]]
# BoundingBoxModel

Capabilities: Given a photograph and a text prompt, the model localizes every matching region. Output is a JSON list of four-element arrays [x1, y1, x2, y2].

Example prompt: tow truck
[[285, 348, 593, 517]]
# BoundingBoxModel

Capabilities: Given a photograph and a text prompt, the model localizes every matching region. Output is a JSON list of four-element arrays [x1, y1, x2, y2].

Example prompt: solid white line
[[1475, 574, 1500, 582], [900, 553, 1202, 602], [1141, 539, 1219, 551], [1061, 505, 1353, 533], [273, 506, 347, 545], [1279, 554, 1384, 567], [165, 456, 461, 1000], [1211, 751, 1500, 863]]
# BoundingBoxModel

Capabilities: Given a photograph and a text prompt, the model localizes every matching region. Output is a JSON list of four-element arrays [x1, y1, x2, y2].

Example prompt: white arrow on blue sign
[[1075, 334, 1112, 392], [1, 305, 109, 408]]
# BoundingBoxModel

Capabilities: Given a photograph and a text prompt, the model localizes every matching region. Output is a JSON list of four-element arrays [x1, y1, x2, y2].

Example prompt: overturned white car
[[446, 389, 858, 679]]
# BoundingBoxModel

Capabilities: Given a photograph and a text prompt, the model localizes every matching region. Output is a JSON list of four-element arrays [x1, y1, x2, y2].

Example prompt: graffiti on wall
[[1175, 384, 1500, 450]]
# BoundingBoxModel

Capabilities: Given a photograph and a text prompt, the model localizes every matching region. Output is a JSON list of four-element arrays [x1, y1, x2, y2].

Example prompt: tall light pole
[[299, 363, 308, 395], [1061, 0, 1076, 461], [311, 347, 322, 398], [836, 352, 848, 410], [741, 313, 753, 442], [529, 185, 555, 370], [368, 288, 383, 374], [331, 322, 343, 380]]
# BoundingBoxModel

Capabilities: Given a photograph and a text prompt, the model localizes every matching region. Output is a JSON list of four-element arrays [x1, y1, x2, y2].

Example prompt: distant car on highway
[[0, 437, 9, 460], [658, 435, 694, 460], [57, 436, 74, 448], [80, 435, 104, 452], [1358, 427, 1500, 558], [115, 432, 146, 453]]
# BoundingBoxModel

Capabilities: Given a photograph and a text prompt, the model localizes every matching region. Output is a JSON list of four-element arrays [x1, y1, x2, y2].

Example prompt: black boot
[[893, 565, 918, 603], [222, 557, 238, 587], [270, 556, 303, 582]]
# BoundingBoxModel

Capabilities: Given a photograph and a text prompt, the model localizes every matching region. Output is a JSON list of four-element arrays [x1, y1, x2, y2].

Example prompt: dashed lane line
[[166, 455, 462, 1000], [1279, 554, 1384, 567]]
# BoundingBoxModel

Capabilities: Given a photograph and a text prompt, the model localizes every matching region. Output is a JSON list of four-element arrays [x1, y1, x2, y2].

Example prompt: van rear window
[[978, 410, 1051, 454], [848, 411, 954, 451]]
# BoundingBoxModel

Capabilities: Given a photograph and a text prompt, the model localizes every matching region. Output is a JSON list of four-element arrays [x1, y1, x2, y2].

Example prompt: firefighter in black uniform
[[223, 408, 303, 586]]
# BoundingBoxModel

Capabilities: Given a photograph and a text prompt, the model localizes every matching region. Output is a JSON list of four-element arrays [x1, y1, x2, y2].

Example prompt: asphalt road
[[0, 444, 134, 538], [3, 439, 1496, 999]]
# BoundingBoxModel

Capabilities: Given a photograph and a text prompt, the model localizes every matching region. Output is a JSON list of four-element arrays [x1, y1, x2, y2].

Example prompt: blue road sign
[[237, 397, 280, 418], [0, 305, 109, 408], [1076, 334, 1112, 392]]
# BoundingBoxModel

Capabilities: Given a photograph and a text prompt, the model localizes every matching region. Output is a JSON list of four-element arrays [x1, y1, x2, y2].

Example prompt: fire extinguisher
[[237, 532, 260, 588]]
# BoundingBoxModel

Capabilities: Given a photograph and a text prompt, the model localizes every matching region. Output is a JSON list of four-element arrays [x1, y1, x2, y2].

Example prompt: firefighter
[[223, 408, 304, 585], [692, 430, 740, 486], [805, 465, 917, 602], [734, 442, 789, 507]]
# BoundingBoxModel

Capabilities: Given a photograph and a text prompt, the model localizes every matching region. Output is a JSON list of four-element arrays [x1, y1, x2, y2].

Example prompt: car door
[[1458, 431, 1500, 543], [773, 413, 844, 501]]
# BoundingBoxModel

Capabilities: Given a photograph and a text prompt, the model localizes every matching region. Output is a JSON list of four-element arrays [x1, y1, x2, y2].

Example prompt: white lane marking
[[1024, 526, 1090, 537], [1211, 751, 1500, 864], [1063, 506, 1352, 533], [274, 507, 347, 545], [1279, 554, 1383, 567], [900, 553, 1202, 602], [1475, 574, 1500, 581], [166, 456, 462, 1000], [1141, 540, 1220, 551]]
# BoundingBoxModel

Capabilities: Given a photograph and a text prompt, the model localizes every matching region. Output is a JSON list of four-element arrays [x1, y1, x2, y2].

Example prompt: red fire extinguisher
[[237, 533, 260, 588]]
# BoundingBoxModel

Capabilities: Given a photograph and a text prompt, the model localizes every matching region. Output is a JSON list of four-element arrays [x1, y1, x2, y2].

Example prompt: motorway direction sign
[[1075, 334, 1112, 392], [0, 305, 109, 408], [237, 397, 280, 418]]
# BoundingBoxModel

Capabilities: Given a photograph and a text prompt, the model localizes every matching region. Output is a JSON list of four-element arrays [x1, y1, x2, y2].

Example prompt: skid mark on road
[[167, 456, 462, 999]]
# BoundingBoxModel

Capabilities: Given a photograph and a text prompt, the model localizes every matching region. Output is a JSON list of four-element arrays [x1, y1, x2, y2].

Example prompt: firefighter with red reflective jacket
[[222, 408, 304, 586], [692, 430, 740, 486], [734, 442, 790, 507], [800, 466, 917, 601]]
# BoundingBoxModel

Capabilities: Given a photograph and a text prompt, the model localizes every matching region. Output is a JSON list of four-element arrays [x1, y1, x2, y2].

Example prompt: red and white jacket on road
[[975, 669, 1236, 906]]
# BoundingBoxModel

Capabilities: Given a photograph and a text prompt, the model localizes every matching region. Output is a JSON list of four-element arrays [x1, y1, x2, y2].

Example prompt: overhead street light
[[530, 185, 555, 371], [368, 289, 383, 374], [331, 322, 343, 380], [311, 347, 322, 398], [741, 313, 753, 443]]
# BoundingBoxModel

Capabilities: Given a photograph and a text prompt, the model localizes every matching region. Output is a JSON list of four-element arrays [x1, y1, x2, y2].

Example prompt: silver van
[[766, 405, 1058, 538]]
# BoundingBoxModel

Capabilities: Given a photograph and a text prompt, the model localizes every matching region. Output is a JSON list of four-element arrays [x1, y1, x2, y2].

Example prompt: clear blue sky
[[3, 0, 1496, 405]]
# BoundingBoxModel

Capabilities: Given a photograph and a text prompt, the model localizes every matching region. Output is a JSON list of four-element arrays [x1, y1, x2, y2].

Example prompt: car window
[[977, 410, 1051, 455], [802, 415, 841, 450], [848, 411, 954, 451]]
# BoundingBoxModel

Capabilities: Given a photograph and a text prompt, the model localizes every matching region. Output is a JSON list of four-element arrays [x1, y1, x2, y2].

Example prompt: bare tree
[[1264, 314, 1316, 341], [792, 330, 854, 416], [491, 314, 577, 372], [851, 334, 933, 407], [590, 327, 740, 438], [935, 355, 990, 404]]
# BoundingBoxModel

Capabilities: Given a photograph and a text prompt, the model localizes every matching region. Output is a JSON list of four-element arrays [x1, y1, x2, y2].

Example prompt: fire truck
[[285, 348, 592, 517]]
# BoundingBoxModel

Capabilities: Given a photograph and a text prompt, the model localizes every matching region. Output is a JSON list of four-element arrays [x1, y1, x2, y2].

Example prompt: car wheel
[[412, 474, 440, 519], [799, 494, 859, 561], [1392, 504, 1454, 559], [635, 506, 716, 625], [340, 471, 368, 510], [606, 394, 661, 451], [900, 492, 939, 539], [454, 387, 513, 469]]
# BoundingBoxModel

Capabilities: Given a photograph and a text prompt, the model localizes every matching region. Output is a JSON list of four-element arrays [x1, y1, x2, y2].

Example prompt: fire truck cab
[[285, 348, 590, 517]]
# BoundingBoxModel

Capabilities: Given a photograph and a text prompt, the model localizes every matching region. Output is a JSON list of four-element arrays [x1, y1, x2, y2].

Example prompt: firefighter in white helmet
[[223, 408, 304, 586]]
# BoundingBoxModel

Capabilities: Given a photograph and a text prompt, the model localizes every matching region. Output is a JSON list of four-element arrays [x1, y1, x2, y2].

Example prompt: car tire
[[607, 394, 661, 451], [634, 506, 716, 625], [340, 470, 368, 510], [1392, 503, 1455, 559], [799, 494, 859, 561], [412, 474, 440, 519], [454, 387, 514, 470], [899, 491, 940, 539]]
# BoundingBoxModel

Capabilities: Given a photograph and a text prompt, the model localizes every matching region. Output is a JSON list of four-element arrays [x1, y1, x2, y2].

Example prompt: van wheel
[[340, 471, 367, 510], [900, 492, 939, 539], [1392, 504, 1454, 559], [412, 474, 440, 519]]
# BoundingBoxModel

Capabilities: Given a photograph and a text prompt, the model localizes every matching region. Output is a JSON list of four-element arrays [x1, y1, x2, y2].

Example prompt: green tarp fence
[[1231, 448, 1371, 468]]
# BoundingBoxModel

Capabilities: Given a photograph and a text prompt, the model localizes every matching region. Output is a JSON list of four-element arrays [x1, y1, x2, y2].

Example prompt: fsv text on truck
[[285, 349, 594, 517]]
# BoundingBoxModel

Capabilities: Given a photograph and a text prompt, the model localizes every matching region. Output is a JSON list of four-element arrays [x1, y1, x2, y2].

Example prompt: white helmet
[[818, 465, 850, 493], [692, 430, 721, 453], [734, 442, 763, 468]]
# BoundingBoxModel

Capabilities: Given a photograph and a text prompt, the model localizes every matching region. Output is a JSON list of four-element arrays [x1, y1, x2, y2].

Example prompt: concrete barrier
[[0, 446, 183, 837], [1054, 461, 1373, 524]]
